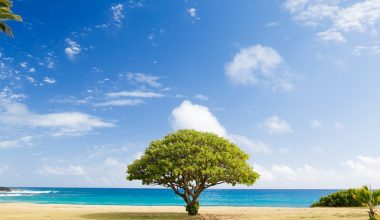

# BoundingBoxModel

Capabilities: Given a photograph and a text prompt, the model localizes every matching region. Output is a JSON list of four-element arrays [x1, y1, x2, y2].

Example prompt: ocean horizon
[[0, 188, 338, 207]]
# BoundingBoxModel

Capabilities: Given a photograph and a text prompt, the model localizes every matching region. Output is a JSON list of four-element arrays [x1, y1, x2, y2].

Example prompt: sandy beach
[[0, 203, 368, 219]]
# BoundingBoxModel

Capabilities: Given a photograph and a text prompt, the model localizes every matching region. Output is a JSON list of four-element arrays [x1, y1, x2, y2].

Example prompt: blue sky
[[1, 0, 380, 188]]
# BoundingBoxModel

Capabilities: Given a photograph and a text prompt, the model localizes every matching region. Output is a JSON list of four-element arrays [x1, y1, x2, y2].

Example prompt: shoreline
[[0, 201, 314, 208], [0, 202, 368, 220]]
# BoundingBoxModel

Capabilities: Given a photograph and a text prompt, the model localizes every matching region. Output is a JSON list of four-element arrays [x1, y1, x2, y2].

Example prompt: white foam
[[0, 189, 58, 197]]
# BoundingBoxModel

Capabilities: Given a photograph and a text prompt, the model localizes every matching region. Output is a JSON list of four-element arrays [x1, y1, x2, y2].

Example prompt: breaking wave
[[0, 189, 58, 197]]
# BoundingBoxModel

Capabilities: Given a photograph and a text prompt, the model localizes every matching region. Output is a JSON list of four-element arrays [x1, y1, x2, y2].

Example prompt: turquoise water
[[0, 188, 336, 207]]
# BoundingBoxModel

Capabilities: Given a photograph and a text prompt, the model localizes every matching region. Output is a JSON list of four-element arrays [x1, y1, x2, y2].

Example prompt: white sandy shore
[[0, 202, 368, 219]]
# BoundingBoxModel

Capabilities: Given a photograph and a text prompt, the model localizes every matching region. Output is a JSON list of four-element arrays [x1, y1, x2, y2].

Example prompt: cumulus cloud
[[111, 4, 125, 26], [171, 100, 227, 137], [0, 102, 114, 136], [65, 39, 81, 60], [170, 100, 272, 154], [261, 116, 292, 134], [284, 0, 380, 43], [107, 91, 164, 98], [225, 45, 293, 91], [343, 155, 380, 180], [0, 136, 33, 149]]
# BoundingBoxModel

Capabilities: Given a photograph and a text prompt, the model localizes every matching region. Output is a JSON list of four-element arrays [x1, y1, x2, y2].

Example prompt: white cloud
[[194, 94, 208, 101], [310, 119, 322, 129], [104, 157, 123, 167], [256, 163, 335, 182], [283, 0, 308, 13], [111, 4, 125, 26], [100, 157, 128, 186], [187, 7, 197, 17], [285, 0, 380, 43], [170, 100, 272, 154], [253, 155, 380, 188], [0, 136, 33, 149], [344, 155, 380, 180], [65, 39, 81, 60], [267, 21, 279, 27], [262, 116, 292, 134], [171, 100, 227, 137], [0, 87, 26, 102], [316, 29, 346, 43], [126, 72, 161, 88], [225, 44, 293, 91], [0, 102, 114, 136], [37, 165, 85, 176], [352, 45, 380, 56], [95, 99, 144, 107], [20, 62, 28, 68], [229, 134, 273, 154], [26, 76, 35, 83], [107, 91, 164, 98], [43, 77, 56, 84]]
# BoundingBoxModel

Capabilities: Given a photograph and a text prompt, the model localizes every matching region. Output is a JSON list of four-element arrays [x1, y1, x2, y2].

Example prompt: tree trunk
[[368, 206, 378, 220], [185, 198, 199, 215]]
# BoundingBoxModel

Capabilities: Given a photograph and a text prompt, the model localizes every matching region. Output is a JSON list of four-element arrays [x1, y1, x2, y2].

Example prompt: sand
[[0, 203, 369, 219]]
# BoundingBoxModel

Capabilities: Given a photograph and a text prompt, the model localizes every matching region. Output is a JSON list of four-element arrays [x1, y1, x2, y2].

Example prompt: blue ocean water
[[0, 188, 337, 207]]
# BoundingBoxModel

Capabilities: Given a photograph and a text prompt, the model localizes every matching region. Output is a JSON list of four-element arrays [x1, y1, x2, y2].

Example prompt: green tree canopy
[[0, 0, 22, 37], [127, 129, 259, 215]]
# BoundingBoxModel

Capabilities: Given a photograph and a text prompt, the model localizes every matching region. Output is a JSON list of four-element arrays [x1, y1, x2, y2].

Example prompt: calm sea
[[0, 188, 337, 207]]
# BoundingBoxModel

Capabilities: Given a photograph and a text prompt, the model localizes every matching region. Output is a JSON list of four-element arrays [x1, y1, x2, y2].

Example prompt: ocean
[[0, 188, 337, 207]]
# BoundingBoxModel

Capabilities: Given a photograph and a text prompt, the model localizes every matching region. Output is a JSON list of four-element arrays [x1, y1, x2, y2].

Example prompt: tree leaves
[[127, 129, 259, 187], [127, 129, 260, 214], [0, 0, 22, 38]]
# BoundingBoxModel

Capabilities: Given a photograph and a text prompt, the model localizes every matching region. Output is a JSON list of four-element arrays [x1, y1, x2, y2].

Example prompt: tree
[[0, 0, 22, 37], [127, 129, 260, 215], [355, 186, 380, 220]]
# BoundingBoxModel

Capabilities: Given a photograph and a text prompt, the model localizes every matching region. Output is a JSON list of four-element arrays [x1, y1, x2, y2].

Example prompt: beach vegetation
[[127, 129, 260, 215], [0, 0, 22, 37], [312, 186, 380, 220], [311, 188, 363, 207], [355, 186, 380, 220]]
